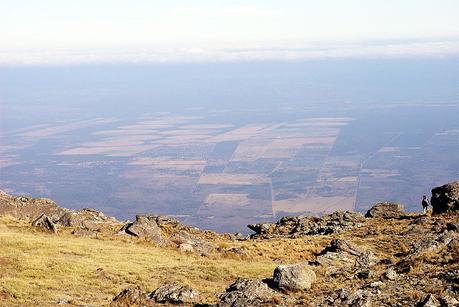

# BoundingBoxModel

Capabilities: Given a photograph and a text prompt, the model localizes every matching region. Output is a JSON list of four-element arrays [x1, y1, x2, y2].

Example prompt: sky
[[1, 0, 459, 65]]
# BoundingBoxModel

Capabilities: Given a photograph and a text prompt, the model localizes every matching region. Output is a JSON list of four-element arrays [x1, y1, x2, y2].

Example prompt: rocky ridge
[[0, 181, 458, 306]]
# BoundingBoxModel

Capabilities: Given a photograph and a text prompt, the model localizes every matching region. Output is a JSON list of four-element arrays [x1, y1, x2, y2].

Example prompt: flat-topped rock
[[365, 202, 405, 219]]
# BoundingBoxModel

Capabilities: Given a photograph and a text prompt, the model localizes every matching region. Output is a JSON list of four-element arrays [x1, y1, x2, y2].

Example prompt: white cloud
[[1, 39, 458, 66]]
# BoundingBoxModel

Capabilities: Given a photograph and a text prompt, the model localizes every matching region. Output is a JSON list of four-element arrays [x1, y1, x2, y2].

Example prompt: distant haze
[[1, 1, 459, 65]]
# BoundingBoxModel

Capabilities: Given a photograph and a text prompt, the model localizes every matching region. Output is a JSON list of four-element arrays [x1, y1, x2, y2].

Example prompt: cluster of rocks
[[112, 262, 317, 306], [248, 180, 459, 239], [248, 210, 366, 238], [0, 190, 119, 235], [111, 282, 200, 306], [117, 214, 215, 255], [313, 238, 378, 278], [0, 190, 217, 254]]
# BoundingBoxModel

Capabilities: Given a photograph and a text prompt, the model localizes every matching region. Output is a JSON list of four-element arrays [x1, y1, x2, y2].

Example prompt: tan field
[[230, 140, 271, 161], [179, 124, 234, 130], [198, 173, 271, 185], [209, 124, 273, 142], [204, 193, 250, 207], [360, 168, 401, 179], [20, 118, 116, 138], [58, 145, 158, 157], [129, 157, 207, 172]]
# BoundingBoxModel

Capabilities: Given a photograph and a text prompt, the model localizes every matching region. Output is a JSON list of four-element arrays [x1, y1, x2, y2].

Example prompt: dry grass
[[0, 218, 275, 306]]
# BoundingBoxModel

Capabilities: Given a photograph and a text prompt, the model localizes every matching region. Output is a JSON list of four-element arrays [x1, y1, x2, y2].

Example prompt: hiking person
[[422, 195, 429, 214]]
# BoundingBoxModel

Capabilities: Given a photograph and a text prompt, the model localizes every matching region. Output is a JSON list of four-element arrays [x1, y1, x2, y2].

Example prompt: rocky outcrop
[[396, 230, 458, 273], [170, 230, 214, 255], [248, 211, 365, 238], [273, 263, 316, 291], [110, 287, 153, 307], [119, 215, 168, 246], [431, 181, 459, 214], [314, 239, 378, 276], [150, 282, 199, 304], [58, 208, 118, 230], [365, 202, 405, 219], [111, 283, 199, 306], [218, 278, 282, 306], [0, 191, 119, 236], [0, 191, 68, 221], [32, 213, 57, 233]]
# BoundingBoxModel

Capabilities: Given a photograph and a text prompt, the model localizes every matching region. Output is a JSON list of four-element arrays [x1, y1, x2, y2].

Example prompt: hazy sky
[[1, 0, 459, 64]]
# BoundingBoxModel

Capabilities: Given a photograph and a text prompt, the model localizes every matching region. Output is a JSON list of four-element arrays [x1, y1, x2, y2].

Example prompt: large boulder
[[119, 215, 168, 246], [0, 191, 68, 221], [32, 214, 57, 233], [58, 208, 118, 230], [110, 287, 154, 307], [170, 230, 214, 255], [365, 202, 405, 219], [273, 263, 316, 291], [431, 181, 459, 214], [218, 278, 281, 306], [396, 231, 458, 273], [314, 239, 378, 276], [149, 282, 199, 304]]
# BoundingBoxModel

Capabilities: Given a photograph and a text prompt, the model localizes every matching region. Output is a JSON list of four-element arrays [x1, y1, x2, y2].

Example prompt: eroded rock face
[[110, 287, 153, 307], [0, 191, 68, 221], [218, 278, 280, 306], [365, 202, 405, 219], [431, 181, 459, 214], [58, 208, 118, 230], [396, 231, 459, 273], [273, 263, 316, 291], [32, 214, 57, 233], [150, 282, 199, 304], [0, 191, 119, 235], [120, 215, 168, 246], [248, 211, 365, 238], [314, 239, 378, 276]]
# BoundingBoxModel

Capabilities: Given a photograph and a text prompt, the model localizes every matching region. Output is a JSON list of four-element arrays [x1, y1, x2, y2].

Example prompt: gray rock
[[384, 267, 397, 280], [120, 215, 168, 246], [150, 282, 199, 304], [440, 269, 459, 284], [248, 211, 365, 238], [111, 287, 153, 307], [170, 230, 213, 255], [273, 263, 316, 291], [431, 181, 459, 214], [440, 294, 459, 307], [447, 222, 459, 231], [418, 294, 440, 307], [396, 231, 458, 273], [365, 202, 405, 219], [0, 191, 68, 222], [32, 214, 57, 233], [178, 243, 194, 252], [218, 278, 281, 306], [58, 208, 118, 229], [315, 239, 378, 276]]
